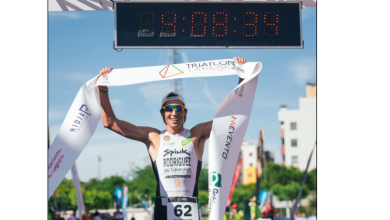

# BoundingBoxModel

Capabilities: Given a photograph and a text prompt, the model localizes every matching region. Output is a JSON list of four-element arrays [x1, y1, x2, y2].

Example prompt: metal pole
[[98, 156, 100, 192], [172, 49, 177, 92]]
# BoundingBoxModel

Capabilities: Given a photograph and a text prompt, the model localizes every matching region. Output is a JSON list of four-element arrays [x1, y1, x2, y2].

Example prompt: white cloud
[[49, 11, 83, 19], [286, 57, 316, 85]]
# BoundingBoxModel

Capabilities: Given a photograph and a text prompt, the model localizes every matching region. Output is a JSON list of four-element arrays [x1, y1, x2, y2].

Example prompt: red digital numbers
[[212, 12, 228, 38], [263, 12, 278, 38], [191, 12, 206, 38], [242, 12, 258, 38], [160, 12, 177, 37]]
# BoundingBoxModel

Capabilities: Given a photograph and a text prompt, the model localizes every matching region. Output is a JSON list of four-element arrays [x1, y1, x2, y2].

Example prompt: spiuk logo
[[159, 65, 184, 78]]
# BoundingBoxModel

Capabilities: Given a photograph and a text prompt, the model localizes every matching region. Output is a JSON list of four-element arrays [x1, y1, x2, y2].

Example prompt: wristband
[[99, 89, 108, 93], [98, 86, 108, 91]]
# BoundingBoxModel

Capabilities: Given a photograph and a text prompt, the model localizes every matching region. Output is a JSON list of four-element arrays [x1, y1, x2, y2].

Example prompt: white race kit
[[48, 59, 262, 220]]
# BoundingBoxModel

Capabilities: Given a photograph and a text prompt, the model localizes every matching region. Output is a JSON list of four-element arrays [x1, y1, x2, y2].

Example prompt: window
[[292, 156, 298, 165], [291, 122, 297, 130], [291, 139, 297, 147], [250, 163, 253, 167], [249, 153, 252, 156], [281, 138, 285, 145]]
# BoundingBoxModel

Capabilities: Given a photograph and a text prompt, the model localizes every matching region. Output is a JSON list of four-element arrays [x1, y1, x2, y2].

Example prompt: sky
[[48, 7, 316, 182]]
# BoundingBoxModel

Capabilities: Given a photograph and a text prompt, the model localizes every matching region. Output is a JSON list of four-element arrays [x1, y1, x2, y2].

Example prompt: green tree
[[127, 165, 157, 200], [198, 168, 209, 192], [198, 190, 209, 205], [306, 169, 317, 190], [83, 190, 112, 211], [231, 183, 256, 205], [270, 183, 309, 214]]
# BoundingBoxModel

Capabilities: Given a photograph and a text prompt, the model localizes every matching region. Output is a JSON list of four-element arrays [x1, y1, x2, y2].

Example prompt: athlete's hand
[[100, 67, 113, 76], [234, 57, 246, 83], [233, 56, 247, 65], [98, 67, 113, 89]]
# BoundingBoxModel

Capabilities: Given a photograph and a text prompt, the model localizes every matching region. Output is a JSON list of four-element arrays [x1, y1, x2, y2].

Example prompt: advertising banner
[[226, 157, 242, 207], [71, 163, 86, 217]]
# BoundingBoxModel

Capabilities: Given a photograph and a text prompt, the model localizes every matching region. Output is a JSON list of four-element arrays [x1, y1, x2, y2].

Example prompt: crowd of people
[[49, 206, 136, 220], [201, 198, 316, 220]]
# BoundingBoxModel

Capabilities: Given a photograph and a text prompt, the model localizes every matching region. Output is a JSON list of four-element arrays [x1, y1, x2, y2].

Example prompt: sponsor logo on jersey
[[181, 135, 192, 147], [221, 116, 237, 159], [210, 171, 222, 187], [165, 175, 191, 179], [163, 148, 190, 157], [175, 179, 181, 188], [164, 135, 171, 141]]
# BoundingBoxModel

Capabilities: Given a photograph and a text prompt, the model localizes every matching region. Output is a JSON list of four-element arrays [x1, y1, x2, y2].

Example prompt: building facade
[[237, 141, 275, 185], [278, 84, 316, 171]]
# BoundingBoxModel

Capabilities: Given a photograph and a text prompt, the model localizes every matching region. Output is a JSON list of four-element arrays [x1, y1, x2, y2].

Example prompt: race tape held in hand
[[48, 59, 262, 220]]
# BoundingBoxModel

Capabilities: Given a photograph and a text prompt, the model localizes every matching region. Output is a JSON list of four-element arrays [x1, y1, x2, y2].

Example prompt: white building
[[278, 84, 316, 171], [237, 141, 275, 185], [238, 141, 257, 184]]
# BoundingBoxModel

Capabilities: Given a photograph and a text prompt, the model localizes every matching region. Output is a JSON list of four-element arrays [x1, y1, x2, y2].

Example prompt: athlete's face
[[160, 100, 187, 128]]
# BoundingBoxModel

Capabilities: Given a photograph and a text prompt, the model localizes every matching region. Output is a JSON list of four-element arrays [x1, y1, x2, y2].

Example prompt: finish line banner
[[48, 59, 262, 212]]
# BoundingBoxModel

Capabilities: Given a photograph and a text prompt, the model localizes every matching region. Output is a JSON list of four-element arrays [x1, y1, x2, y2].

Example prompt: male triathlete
[[98, 57, 247, 220]]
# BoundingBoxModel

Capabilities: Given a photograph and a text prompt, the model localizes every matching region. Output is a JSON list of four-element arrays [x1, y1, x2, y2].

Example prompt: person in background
[[223, 207, 230, 220], [67, 210, 77, 220], [307, 212, 316, 220], [249, 196, 261, 220], [92, 210, 102, 220], [112, 206, 123, 220], [82, 211, 91, 220], [202, 204, 209, 220], [229, 204, 244, 220], [261, 200, 278, 220]]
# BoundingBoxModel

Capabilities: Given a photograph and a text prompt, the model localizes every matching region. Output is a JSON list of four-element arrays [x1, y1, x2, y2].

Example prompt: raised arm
[[98, 67, 160, 145], [233, 56, 246, 84]]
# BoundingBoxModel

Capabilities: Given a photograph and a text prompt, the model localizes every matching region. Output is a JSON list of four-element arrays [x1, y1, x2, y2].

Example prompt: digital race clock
[[113, 0, 302, 49]]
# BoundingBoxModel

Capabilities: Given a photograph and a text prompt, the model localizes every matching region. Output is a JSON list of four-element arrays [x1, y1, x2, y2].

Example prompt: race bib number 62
[[167, 197, 199, 220]]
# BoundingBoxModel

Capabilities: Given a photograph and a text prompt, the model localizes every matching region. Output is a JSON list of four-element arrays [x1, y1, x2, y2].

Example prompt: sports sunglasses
[[161, 104, 186, 112]]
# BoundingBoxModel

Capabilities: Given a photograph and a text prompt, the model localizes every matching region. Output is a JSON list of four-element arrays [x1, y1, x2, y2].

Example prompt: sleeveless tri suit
[[151, 129, 202, 220]]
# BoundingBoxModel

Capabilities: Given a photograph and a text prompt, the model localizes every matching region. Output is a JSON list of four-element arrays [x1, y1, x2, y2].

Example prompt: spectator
[[261, 201, 278, 220], [67, 210, 77, 220], [249, 197, 261, 220], [307, 212, 316, 220], [229, 204, 244, 220], [92, 210, 102, 220], [223, 207, 229, 220], [112, 206, 123, 220]]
